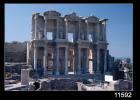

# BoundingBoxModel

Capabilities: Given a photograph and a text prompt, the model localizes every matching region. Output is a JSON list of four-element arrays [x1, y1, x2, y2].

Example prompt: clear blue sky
[[5, 4, 133, 58]]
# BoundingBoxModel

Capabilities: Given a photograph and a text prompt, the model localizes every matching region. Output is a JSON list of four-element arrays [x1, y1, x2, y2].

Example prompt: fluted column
[[78, 47, 81, 74], [34, 44, 37, 70], [56, 47, 60, 75], [43, 45, 47, 76], [65, 47, 68, 75]]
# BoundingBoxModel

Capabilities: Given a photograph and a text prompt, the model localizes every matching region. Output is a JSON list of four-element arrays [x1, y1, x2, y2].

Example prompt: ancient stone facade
[[27, 11, 108, 77]]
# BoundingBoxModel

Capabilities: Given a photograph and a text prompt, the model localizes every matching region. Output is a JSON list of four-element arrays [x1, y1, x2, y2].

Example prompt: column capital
[[85, 20, 88, 23], [44, 16, 47, 21], [64, 18, 68, 22], [34, 13, 40, 20]]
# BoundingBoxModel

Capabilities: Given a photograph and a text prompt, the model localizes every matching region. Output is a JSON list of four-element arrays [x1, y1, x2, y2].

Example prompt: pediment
[[44, 11, 61, 18], [64, 12, 80, 21], [86, 16, 99, 23]]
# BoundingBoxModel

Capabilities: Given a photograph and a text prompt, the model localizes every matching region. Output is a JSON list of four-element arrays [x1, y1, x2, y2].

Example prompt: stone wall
[[36, 78, 78, 90], [114, 80, 132, 90]]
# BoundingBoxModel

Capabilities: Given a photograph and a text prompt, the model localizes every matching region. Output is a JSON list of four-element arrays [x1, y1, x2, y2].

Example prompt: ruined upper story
[[31, 10, 108, 43]]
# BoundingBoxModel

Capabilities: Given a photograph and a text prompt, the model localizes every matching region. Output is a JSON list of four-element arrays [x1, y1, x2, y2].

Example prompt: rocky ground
[[28, 78, 132, 91]]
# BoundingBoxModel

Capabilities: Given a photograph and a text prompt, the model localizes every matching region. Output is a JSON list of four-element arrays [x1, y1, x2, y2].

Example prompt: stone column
[[56, 19, 59, 39], [65, 18, 68, 39], [92, 48, 96, 73], [78, 47, 81, 74], [86, 21, 88, 40], [34, 18, 37, 39], [43, 45, 47, 76], [65, 47, 68, 75], [34, 44, 37, 70], [53, 48, 56, 75], [104, 50, 107, 73], [86, 48, 89, 73], [96, 47, 100, 73], [74, 48, 77, 74], [103, 21, 107, 41], [96, 23, 100, 41], [27, 42, 30, 65], [78, 21, 81, 40], [44, 18, 47, 40], [32, 14, 35, 40], [56, 47, 60, 75], [34, 14, 39, 40]]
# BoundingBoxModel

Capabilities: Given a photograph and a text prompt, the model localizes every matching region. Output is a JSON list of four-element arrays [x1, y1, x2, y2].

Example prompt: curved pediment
[[44, 11, 61, 19], [86, 15, 99, 23]]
